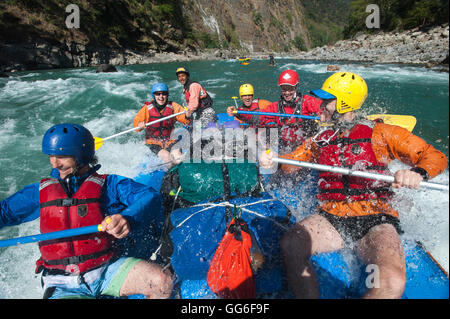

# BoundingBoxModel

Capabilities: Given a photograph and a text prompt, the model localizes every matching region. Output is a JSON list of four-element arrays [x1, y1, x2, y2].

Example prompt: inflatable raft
[[129, 114, 448, 299], [133, 169, 448, 299]]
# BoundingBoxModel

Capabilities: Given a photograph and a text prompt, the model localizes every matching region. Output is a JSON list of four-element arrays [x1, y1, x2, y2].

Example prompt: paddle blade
[[367, 114, 417, 132], [94, 137, 103, 151]]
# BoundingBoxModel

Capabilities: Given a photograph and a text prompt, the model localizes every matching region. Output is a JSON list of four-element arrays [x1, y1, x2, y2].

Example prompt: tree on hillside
[[343, 0, 449, 38]]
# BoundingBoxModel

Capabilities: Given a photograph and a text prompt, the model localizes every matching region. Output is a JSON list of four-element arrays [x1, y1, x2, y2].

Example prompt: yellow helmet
[[175, 67, 189, 76], [239, 83, 254, 98], [313, 72, 368, 113]]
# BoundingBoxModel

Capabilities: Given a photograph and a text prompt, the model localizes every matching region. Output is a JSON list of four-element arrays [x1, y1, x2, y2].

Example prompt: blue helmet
[[151, 82, 169, 100], [42, 123, 95, 167]]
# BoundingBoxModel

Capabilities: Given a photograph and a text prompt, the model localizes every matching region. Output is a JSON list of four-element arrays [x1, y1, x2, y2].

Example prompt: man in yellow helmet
[[260, 72, 447, 299], [226, 83, 271, 127]]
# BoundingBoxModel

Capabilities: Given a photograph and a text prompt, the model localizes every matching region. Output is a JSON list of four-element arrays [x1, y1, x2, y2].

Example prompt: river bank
[[291, 24, 449, 71], [1, 24, 448, 76]]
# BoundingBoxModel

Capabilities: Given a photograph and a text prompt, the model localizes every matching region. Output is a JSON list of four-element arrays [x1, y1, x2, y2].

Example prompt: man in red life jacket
[[176, 67, 218, 127], [226, 83, 271, 127], [0, 123, 173, 299], [260, 69, 325, 153], [134, 83, 192, 166], [260, 72, 448, 299]]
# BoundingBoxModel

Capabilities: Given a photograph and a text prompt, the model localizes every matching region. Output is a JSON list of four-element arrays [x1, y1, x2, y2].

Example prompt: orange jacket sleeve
[[279, 138, 318, 174], [133, 104, 149, 131], [172, 102, 192, 125], [258, 99, 272, 111], [371, 122, 447, 178]]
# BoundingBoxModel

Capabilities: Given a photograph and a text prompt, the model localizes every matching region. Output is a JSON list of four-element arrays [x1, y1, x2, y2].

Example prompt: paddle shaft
[[0, 224, 101, 248], [232, 97, 239, 108], [272, 158, 449, 191], [101, 110, 187, 142], [234, 110, 319, 120]]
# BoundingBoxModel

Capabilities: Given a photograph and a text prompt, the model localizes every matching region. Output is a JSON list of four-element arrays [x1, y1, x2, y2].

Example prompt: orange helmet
[[278, 70, 299, 86]]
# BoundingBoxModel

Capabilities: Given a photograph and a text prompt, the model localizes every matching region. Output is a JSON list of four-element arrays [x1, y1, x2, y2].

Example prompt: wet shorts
[[41, 257, 141, 299], [318, 210, 403, 243], [147, 140, 180, 155]]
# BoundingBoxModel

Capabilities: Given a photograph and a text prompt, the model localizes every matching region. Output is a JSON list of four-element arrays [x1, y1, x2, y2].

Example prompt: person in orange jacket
[[226, 83, 271, 127], [133, 83, 192, 166], [259, 72, 448, 299]]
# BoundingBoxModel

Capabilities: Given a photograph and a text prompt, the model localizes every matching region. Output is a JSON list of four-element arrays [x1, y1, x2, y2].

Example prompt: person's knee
[[146, 267, 174, 299], [129, 261, 174, 299], [366, 264, 405, 299], [380, 266, 406, 298], [157, 149, 171, 163]]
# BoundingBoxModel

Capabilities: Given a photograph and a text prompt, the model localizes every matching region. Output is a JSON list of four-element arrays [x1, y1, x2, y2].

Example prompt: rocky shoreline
[[1, 24, 448, 76], [292, 24, 449, 71]]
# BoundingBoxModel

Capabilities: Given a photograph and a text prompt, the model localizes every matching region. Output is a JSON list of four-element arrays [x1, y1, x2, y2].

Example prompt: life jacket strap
[[41, 248, 113, 267], [40, 198, 100, 208]]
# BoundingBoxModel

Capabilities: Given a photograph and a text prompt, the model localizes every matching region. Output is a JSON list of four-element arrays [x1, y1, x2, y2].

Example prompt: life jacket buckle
[[61, 198, 76, 206]]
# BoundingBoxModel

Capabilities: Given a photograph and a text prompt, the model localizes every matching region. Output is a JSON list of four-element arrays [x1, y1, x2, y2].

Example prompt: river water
[[0, 58, 448, 298]]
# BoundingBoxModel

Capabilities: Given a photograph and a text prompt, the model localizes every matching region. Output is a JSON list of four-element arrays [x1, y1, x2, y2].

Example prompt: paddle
[[233, 110, 319, 120], [94, 110, 187, 150], [231, 96, 239, 108], [270, 157, 449, 191], [233, 110, 417, 132], [367, 114, 417, 132], [0, 224, 103, 248]]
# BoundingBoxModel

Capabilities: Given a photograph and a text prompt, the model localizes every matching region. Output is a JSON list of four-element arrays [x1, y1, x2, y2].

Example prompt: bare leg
[[357, 223, 406, 299], [281, 213, 344, 298], [157, 149, 173, 167], [120, 261, 174, 299]]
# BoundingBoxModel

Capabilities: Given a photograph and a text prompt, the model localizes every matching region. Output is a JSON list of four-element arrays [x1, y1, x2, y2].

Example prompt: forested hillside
[[344, 0, 449, 38], [0, 0, 350, 52]]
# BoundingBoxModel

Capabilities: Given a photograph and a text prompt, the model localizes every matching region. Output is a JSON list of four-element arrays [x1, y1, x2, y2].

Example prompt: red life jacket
[[274, 94, 323, 145], [183, 80, 213, 111], [36, 173, 114, 274], [144, 101, 176, 140], [315, 124, 394, 201], [236, 99, 262, 126]]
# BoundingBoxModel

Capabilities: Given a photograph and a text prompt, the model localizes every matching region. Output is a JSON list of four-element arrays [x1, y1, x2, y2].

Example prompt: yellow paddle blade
[[366, 114, 417, 132], [94, 137, 104, 151]]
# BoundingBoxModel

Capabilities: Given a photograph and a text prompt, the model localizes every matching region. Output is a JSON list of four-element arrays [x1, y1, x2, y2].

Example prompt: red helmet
[[278, 70, 299, 86]]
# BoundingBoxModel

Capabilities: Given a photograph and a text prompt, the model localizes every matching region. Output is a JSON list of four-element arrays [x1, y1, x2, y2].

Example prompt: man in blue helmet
[[133, 82, 192, 166], [0, 123, 174, 299]]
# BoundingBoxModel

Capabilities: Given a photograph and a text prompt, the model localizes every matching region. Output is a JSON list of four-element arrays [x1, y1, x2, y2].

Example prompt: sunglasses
[[154, 92, 168, 96], [280, 86, 296, 92]]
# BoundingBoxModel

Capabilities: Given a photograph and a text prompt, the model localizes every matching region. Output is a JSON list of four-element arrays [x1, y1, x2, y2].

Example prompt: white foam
[[388, 161, 449, 272], [0, 220, 42, 299], [96, 140, 157, 179]]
